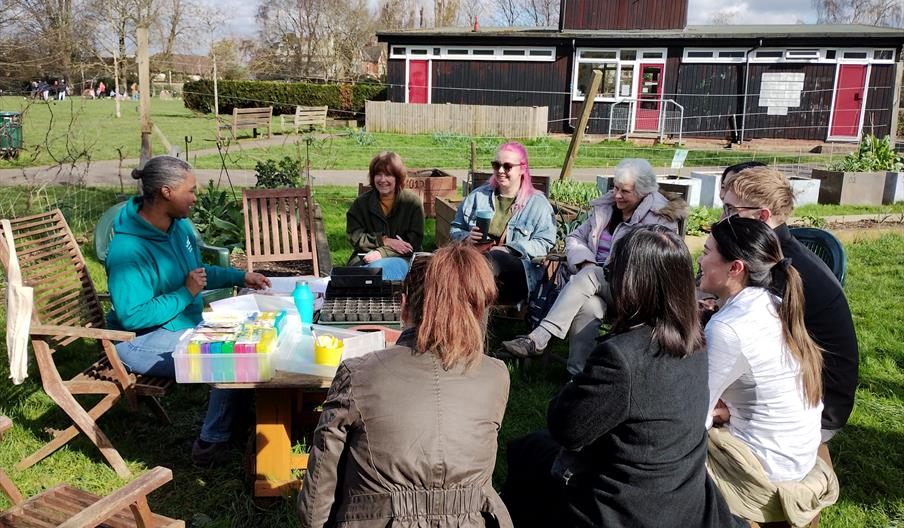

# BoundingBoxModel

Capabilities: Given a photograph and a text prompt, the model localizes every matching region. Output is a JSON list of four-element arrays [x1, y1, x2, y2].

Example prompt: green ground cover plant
[[0, 186, 901, 526]]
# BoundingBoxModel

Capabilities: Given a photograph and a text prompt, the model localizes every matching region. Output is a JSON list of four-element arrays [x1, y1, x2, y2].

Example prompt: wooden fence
[[365, 101, 548, 138]]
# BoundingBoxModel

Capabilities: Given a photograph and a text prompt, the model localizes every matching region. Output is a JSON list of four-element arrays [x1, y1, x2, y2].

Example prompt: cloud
[[687, 0, 817, 24]]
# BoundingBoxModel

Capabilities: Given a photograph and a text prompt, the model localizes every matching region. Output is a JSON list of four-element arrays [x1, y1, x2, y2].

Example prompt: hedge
[[182, 79, 387, 116]]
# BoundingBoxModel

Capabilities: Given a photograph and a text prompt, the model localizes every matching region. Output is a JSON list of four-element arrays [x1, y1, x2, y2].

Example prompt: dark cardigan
[[345, 188, 424, 266], [775, 223, 859, 431], [548, 325, 744, 528]]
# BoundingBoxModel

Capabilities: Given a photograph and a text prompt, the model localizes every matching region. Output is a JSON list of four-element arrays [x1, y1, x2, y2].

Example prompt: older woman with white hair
[[503, 158, 687, 374]]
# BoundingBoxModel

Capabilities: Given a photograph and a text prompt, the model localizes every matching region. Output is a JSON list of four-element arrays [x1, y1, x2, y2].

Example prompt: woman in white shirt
[[698, 215, 838, 526]]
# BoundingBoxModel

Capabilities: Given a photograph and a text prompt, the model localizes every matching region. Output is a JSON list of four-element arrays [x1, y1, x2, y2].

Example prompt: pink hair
[[489, 141, 540, 211]]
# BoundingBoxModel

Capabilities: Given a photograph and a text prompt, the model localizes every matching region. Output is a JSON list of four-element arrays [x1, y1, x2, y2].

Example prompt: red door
[[634, 64, 663, 132], [407, 60, 429, 104], [830, 64, 867, 138]]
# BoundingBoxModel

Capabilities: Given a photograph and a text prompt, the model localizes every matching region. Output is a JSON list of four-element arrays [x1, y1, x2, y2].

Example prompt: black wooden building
[[376, 0, 904, 142]]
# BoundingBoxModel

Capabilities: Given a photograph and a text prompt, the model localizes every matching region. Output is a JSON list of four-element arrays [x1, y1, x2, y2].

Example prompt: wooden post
[[470, 140, 477, 175], [559, 69, 602, 181], [113, 48, 121, 118], [212, 54, 219, 118], [137, 25, 152, 168]]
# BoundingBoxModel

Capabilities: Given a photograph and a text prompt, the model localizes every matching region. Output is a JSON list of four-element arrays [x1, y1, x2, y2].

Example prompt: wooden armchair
[[242, 187, 320, 276], [0, 416, 183, 528], [0, 209, 173, 478]]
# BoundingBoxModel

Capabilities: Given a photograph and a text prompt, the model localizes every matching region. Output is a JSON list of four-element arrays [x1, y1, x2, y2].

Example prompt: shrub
[[255, 156, 300, 188], [182, 79, 387, 116], [191, 180, 244, 249], [828, 134, 904, 172], [550, 180, 600, 207]]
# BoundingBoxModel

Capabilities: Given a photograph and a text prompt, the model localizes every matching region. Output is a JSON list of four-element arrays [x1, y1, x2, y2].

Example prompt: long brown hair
[[711, 216, 823, 406], [416, 243, 497, 370], [609, 225, 704, 358]]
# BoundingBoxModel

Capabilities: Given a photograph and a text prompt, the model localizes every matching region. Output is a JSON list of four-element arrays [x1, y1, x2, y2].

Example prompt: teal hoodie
[[106, 196, 245, 332]]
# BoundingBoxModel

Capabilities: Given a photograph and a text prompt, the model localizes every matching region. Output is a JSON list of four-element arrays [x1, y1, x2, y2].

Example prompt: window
[[874, 49, 894, 61], [755, 51, 783, 59], [409, 49, 428, 55], [825, 50, 837, 60], [391, 47, 406, 57], [573, 47, 665, 101], [433, 46, 555, 61], [842, 51, 868, 59], [785, 49, 819, 60], [682, 48, 747, 63], [642, 51, 664, 59]]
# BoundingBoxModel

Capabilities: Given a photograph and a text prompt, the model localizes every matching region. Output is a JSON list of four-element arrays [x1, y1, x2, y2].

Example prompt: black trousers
[[501, 430, 569, 527], [485, 249, 529, 305]]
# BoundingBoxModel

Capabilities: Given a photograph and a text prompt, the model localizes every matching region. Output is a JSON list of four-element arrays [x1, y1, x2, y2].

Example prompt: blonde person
[[450, 141, 556, 304], [699, 216, 838, 526], [502, 158, 686, 374], [346, 151, 424, 280], [298, 244, 512, 527]]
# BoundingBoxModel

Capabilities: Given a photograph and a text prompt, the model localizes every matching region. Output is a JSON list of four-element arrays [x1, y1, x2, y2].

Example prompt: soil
[[228, 253, 315, 277]]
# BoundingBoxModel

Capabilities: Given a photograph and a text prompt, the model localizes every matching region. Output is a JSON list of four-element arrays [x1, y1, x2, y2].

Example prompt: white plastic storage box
[[173, 327, 286, 383], [273, 324, 386, 378]]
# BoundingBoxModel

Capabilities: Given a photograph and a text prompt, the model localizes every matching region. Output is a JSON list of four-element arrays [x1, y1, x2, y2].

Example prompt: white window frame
[[571, 47, 666, 102], [391, 45, 557, 62], [683, 48, 748, 63], [872, 49, 895, 63]]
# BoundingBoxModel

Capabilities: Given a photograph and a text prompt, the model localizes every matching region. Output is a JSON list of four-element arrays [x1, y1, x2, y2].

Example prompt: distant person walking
[[57, 80, 67, 100], [97, 81, 106, 98]]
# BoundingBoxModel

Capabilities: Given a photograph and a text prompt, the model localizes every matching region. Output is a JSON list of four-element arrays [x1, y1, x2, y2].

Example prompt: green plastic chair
[[95, 201, 235, 304], [790, 227, 847, 286]]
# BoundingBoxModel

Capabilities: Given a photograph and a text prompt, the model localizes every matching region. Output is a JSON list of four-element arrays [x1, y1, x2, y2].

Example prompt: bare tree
[[494, 0, 523, 26], [434, 0, 460, 26], [708, 8, 739, 24], [525, 0, 558, 26], [813, 0, 904, 27], [377, 0, 420, 30]]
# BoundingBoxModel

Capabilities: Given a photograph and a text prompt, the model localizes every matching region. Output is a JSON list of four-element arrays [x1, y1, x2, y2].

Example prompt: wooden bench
[[281, 105, 328, 134], [218, 106, 273, 140]]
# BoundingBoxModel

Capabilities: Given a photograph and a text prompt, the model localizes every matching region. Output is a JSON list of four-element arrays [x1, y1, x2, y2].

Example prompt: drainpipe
[[565, 38, 576, 132], [739, 39, 761, 145]]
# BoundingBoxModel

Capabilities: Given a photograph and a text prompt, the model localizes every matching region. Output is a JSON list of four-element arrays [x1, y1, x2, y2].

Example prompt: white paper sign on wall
[[759, 72, 805, 115]]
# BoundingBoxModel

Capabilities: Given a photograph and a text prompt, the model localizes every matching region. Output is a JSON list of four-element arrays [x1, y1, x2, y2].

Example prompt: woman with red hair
[[450, 142, 556, 304], [298, 244, 512, 527]]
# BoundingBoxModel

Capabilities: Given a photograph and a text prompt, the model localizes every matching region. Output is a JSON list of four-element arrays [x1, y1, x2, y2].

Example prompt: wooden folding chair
[[0, 416, 184, 528], [242, 187, 320, 276], [0, 209, 172, 479]]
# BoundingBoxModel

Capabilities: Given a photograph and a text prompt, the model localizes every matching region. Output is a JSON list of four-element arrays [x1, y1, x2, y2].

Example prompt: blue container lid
[[0, 111, 21, 117]]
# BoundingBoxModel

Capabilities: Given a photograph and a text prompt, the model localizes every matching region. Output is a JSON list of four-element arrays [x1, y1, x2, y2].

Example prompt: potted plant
[[812, 135, 904, 205]]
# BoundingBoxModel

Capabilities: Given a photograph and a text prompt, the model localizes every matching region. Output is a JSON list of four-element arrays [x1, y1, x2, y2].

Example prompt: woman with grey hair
[[503, 158, 687, 374], [106, 155, 271, 465]]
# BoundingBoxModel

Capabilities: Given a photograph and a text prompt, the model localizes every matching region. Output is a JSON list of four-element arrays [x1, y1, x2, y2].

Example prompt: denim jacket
[[450, 184, 556, 295]]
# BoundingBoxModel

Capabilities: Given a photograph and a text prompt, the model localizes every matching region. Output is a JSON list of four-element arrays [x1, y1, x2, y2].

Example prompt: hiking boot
[[502, 335, 545, 358], [191, 438, 231, 467]]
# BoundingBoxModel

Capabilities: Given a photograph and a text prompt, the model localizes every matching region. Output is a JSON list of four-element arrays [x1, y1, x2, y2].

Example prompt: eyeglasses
[[715, 213, 739, 238], [722, 202, 761, 217], [491, 161, 518, 174]]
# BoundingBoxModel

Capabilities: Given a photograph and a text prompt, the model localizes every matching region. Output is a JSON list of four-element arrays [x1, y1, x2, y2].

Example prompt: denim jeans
[[115, 326, 251, 444], [364, 256, 409, 280]]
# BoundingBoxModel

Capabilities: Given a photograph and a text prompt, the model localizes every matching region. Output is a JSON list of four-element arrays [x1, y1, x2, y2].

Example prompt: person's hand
[[712, 399, 730, 425], [363, 250, 382, 263], [185, 268, 207, 296], [245, 272, 271, 290], [467, 226, 486, 243], [383, 236, 413, 255], [579, 261, 596, 270]]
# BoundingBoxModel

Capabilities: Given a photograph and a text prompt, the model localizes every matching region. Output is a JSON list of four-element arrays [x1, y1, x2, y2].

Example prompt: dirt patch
[[228, 253, 314, 277]]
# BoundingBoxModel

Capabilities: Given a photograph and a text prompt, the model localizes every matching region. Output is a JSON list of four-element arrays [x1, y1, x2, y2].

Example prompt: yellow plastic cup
[[314, 335, 344, 366]]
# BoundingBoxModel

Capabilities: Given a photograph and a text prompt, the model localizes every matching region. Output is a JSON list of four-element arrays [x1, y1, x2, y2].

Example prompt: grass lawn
[[0, 185, 902, 526], [1, 95, 829, 172], [191, 131, 826, 171]]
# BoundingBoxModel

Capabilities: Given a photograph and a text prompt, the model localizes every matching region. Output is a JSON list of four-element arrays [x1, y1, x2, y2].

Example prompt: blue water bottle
[[293, 280, 315, 328]]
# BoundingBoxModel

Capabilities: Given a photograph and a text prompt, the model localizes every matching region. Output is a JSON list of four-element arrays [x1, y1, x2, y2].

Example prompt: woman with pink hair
[[450, 142, 556, 304]]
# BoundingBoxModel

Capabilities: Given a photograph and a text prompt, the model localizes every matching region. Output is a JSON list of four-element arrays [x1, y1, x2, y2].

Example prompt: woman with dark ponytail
[[698, 216, 838, 526]]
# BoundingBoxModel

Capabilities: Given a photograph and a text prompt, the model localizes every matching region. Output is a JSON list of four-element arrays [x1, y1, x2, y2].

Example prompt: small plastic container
[[314, 336, 344, 366], [173, 326, 285, 383]]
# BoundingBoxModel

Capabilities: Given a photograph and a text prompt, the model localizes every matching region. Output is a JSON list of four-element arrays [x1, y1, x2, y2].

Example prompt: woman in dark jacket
[[346, 151, 424, 280], [503, 225, 744, 528], [298, 244, 512, 528]]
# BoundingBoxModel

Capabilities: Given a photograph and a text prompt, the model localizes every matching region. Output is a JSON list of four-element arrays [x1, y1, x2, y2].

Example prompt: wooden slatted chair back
[[0, 209, 104, 349], [242, 187, 320, 275]]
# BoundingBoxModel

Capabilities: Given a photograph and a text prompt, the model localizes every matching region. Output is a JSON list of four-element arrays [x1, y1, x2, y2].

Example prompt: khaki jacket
[[298, 332, 513, 528]]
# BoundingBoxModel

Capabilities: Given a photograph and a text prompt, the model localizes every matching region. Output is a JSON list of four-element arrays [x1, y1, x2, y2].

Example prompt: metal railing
[[605, 98, 684, 144]]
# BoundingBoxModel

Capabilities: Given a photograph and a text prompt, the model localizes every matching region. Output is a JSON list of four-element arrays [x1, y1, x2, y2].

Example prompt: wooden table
[[214, 370, 332, 497]]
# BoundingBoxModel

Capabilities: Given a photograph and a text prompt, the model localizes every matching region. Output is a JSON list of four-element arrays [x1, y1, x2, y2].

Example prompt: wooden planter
[[811, 169, 892, 206]]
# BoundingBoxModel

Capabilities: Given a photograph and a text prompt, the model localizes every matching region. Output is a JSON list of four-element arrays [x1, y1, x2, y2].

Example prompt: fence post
[[470, 140, 477, 175], [560, 69, 602, 181]]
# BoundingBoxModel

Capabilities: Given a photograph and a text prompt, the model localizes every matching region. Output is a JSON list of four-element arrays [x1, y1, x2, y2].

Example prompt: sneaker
[[501, 335, 545, 358], [191, 438, 231, 467]]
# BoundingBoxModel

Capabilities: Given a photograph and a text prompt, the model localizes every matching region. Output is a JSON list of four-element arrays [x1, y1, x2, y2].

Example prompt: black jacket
[[548, 325, 744, 528], [775, 223, 859, 431]]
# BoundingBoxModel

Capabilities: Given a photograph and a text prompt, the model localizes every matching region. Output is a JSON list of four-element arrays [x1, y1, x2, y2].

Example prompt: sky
[[211, 0, 820, 39]]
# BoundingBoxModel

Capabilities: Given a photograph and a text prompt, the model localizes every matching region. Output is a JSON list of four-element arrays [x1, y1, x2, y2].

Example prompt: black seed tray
[[317, 297, 402, 324]]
